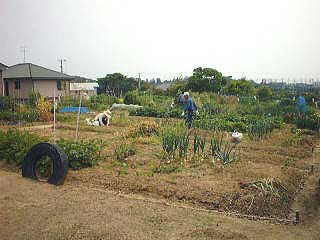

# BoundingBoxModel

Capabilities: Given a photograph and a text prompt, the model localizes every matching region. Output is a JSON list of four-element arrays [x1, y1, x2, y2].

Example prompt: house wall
[[0, 70, 3, 96], [5, 79, 33, 99], [4, 79, 70, 99], [33, 80, 69, 98], [69, 89, 97, 97]]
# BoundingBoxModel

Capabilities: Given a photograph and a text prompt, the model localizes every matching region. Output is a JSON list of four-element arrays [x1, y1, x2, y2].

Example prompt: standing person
[[297, 95, 307, 116], [182, 92, 198, 128]]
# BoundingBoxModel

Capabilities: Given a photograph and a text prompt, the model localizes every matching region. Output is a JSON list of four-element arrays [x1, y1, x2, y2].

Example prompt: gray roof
[[3, 63, 74, 80], [72, 75, 97, 83], [0, 63, 8, 70]]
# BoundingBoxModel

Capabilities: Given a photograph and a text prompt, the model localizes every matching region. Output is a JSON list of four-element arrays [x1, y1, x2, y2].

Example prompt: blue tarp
[[60, 107, 89, 113]]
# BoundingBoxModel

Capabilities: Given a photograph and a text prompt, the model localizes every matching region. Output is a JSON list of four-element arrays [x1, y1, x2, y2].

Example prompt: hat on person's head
[[183, 92, 190, 97], [104, 110, 111, 118]]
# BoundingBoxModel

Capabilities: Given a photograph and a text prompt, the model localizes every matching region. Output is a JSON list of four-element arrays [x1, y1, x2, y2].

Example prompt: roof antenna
[[20, 46, 28, 63], [58, 59, 67, 73]]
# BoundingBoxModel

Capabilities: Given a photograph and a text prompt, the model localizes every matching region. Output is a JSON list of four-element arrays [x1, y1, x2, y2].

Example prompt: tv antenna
[[58, 59, 67, 73], [20, 46, 28, 63]]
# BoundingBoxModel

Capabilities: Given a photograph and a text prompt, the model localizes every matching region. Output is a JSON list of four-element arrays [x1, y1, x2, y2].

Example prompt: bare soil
[[1, 169, 320, 240]]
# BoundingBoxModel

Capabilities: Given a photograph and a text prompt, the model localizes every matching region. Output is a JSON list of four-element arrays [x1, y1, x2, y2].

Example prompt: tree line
[[97, 67, 274, 100]]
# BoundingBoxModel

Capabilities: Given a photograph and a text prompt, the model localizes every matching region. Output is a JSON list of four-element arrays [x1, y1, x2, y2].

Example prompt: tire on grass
[[22, 142, 68, 185]]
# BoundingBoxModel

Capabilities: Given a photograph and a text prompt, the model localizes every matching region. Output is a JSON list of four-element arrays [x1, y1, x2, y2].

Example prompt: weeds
[[0, 130, 44, 166], [127, 121, 159, 138], [114, 143, 136, 161]]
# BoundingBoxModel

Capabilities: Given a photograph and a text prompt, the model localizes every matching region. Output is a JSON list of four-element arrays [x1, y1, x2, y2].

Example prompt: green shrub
[[129, 107, 182, 119], [58, 139, 106, 170], [88, 94, 117, 110], [0, 96, 15, 111], [0, 130, 44, 166], [124, 90, 172, 108], [295, 113, 320, 131], [0, 130, 106, 170]]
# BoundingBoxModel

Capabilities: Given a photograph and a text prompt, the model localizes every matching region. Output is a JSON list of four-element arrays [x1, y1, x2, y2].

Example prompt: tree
[[166, 79, 187, 96], [97, 73, 138, 97], [256, 86, 273, 101], [224, 79, 256, 96], [186, 67, 226, 93]]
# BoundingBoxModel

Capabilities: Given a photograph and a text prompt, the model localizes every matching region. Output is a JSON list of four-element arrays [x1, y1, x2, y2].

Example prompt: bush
[[129, 107, 182, 119], [0, 130, 107, 170], [88, 94, 117, 110], [0, 96, 14, 111], [123, 91, 142, 105], [57, 139, 106, 170], [0, 109, 40, 122], [295, 113, 320, 131], [124, 90, 172, 108], [0, 130, 44, 166]]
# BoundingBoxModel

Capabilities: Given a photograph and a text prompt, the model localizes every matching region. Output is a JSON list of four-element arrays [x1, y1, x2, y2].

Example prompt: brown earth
[[1, 169, 320, 240]]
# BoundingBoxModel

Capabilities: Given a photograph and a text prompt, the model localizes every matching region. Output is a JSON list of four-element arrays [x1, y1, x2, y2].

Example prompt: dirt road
[[1, 170, 319, 240]]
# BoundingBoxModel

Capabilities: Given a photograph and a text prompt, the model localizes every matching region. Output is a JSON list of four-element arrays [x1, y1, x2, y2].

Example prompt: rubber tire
[[22, 142, 68, 185]]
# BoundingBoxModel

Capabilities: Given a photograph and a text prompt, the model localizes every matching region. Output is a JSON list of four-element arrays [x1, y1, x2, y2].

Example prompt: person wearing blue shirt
[[182, 92, 198, 128], [297, 95, 307, 116]]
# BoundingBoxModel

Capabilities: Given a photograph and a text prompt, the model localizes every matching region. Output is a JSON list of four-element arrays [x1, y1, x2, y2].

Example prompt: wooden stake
[[295, 211, 300, 224], [53, 89, 56, 144], [75, 92, 82, 140]]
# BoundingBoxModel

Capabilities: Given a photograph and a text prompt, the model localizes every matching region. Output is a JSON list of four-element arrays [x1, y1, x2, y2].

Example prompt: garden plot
[[6, 111, 317, 220]]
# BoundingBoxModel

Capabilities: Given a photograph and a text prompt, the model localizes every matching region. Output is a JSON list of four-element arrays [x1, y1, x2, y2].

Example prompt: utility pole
[[20, 46, 28, 63], [138, 73, 142, 90], [58, 59, 67, 73]]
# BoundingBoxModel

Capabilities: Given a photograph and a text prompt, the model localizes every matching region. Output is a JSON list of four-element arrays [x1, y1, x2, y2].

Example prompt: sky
[[1, 0, 320, 82]]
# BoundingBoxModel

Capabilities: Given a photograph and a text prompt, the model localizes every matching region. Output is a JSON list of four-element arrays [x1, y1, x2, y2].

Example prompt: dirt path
[[1, 170, 319, 240]]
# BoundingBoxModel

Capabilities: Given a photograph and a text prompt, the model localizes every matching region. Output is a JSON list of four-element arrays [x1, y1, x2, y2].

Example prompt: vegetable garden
[[0, 90, 319, 221]]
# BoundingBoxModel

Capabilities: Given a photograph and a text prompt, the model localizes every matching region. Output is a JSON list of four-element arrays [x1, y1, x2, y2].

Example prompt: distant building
[[2, 63, 74, 99], [70, 82, 99, 96]]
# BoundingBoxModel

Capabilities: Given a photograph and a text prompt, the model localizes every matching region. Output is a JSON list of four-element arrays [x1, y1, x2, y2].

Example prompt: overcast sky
[[1, 0, 319, 81]]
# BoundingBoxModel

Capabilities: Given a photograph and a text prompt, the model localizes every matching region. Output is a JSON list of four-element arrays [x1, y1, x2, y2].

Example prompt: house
[[70, 82, 99, 96], [2, 63, 74, 99], [0, 63, 9, 96], [69, 76, 99, 97]]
